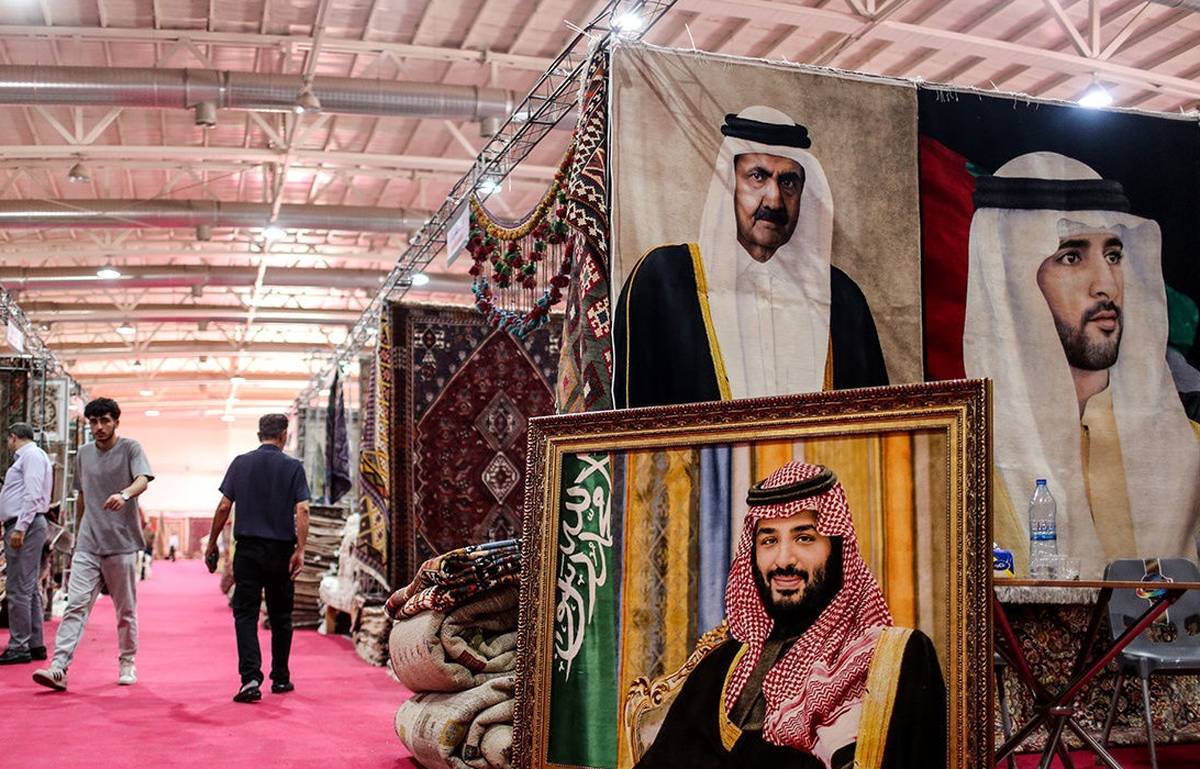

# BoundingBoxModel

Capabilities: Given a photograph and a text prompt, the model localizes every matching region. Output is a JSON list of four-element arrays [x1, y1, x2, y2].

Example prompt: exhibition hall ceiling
[[0, 0, 1195, 417]]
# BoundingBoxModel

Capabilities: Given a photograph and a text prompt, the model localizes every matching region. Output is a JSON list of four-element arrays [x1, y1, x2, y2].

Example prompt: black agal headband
[[721, 113, 812, 149], [973, 176, 1130, 212], [746, 466, 838, 507]]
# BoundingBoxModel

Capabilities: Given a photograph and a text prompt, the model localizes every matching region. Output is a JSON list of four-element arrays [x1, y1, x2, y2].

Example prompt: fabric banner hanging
[[391, 303, 559, 586], [0, 365, 29, 474], [918, 90, 1200, 578], [609, 45, 923, 409], [355, 314, 393, 591], [547, 452, 619, 768], [325, 370, 352, 504], [556, 48, 614, 415]]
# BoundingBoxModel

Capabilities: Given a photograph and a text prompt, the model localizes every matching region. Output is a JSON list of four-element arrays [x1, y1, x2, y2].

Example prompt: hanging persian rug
[[391, 303, 560, 586]]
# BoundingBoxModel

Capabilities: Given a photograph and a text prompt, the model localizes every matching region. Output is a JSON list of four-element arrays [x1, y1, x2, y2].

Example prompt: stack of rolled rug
[[389, 540, 522, 769]]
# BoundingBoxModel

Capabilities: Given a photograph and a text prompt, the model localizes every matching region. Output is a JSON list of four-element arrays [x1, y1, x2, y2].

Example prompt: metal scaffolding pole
[[290, 0, 677, 412]]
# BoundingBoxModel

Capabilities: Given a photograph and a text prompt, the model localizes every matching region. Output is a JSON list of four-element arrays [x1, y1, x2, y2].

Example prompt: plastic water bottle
[[1028, 479, 1057, 577]]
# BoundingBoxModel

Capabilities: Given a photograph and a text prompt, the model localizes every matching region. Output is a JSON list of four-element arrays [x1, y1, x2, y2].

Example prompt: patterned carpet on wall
[[391, 303, 559, 586]]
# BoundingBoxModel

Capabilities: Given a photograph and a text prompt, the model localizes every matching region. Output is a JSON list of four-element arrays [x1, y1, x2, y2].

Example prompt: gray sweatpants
[[3, 515, 48, 653], [51, 550, 138, 670]]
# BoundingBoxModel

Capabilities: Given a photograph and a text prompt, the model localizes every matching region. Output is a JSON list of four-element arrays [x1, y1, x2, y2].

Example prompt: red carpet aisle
[[0, 560, 421, 769]]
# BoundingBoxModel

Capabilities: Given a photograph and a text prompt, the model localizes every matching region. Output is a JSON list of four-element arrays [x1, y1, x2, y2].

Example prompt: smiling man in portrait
[[633, 462, 945, 769]]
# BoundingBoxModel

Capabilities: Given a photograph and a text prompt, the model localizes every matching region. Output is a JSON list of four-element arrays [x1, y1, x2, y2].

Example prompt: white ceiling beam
[[678, 0, 1200, 101], [0, 146, 559, 181], [1043, 0, 1092, 58], [29, 305, 363, 325], [0, 25, 553, 71], [869, 20, 1200, 101], [76, 372, 314, 385], [0, 244, 402, 263], [56, 340, 338, 359]]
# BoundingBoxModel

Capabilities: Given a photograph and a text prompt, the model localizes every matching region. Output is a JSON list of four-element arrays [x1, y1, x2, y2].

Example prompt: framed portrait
[[513, 380, 991, 769]]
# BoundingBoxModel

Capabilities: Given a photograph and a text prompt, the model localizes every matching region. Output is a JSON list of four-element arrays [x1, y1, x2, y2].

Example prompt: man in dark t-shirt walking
[[205, 413, 310, 703]]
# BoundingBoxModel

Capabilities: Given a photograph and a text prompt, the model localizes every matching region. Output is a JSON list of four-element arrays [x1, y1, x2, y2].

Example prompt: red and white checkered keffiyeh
[[723, 461, 892, 759]]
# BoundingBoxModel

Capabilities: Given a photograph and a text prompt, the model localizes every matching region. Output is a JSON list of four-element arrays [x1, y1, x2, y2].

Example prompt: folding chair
[[1099, 558, 1200, 769]]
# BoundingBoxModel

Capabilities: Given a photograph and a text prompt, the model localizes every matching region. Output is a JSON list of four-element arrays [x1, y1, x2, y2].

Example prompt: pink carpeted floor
[[0, 559, 420, 769]]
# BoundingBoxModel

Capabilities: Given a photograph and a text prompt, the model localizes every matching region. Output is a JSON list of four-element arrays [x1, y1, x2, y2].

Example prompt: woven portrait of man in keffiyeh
[[964, 152, 1200, 577], [634, 462, 945, 769]]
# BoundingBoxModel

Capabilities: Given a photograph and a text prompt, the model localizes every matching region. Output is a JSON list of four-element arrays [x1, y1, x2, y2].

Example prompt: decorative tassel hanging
[[468, 144, 576, 339]]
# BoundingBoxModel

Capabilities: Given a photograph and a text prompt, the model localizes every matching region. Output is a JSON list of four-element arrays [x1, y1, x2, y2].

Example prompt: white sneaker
[[118, 660, 137, 685], [33, 666, 68, 691]]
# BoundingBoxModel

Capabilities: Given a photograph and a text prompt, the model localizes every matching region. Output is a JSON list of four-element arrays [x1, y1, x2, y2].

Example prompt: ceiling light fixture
[[613, 10, 645, 35], [67, 160, 91, 184], [116, 322, 136, 337], [262, 224, 286, 242], [145, 409, 161, 417], [230, 375, 247, 385], [478, 178, 502, 195], [410, 271, 431, 288], [1078, 77, 1113, 109], [96, 265, 121, 280], [293, 82, 322, 115], [139, 389, 154, 397], [220, 414, 236, 423]]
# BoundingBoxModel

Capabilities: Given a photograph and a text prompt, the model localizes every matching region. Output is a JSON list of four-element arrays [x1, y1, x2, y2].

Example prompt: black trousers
[[231, 536, 295, 685]]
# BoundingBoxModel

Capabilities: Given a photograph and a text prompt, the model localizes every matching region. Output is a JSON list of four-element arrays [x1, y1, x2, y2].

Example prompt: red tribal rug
[[391, 303, 559, 586]]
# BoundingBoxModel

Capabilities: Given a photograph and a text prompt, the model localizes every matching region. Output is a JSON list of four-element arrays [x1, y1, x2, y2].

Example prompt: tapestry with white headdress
[[964, 151, 1200, 576]]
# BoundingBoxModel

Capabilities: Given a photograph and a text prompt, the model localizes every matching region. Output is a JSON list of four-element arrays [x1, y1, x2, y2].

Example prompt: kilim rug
[[391, 303, 559, 586], [555, 49, 612, 415], [355, 314, 394, 591]]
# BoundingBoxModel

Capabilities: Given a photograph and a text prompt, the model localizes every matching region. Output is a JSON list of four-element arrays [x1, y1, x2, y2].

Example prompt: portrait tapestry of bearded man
[[633, 462, 946, 769], [613, 106, 889, 408], [964, 151, 1200, 577]]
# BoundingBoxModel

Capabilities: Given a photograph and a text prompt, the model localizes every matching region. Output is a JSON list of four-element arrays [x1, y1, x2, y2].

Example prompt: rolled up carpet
[[388, 585, 517, 692], [386, 540, 521, 620], [394, 675, 516, 769]]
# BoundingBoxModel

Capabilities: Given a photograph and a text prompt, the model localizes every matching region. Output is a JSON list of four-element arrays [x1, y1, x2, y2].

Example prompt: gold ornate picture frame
[[514, 379, 992, 769]]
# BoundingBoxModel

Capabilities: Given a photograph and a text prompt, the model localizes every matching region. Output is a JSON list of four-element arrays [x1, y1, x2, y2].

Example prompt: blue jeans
[[4, 514, 48, 653]]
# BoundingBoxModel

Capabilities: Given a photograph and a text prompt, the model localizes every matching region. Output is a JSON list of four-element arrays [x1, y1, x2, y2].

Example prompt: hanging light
[[144, 409, 161, 417], [230, 375, 247, 385], [613, 10, 645, 35], [478, 178, 502, 195], [116, 322, 136, 337], [262, 224, 286, 242], [139, 389, 154, 397], [220, 414, 236, 423], [293, 82, 322, 114], [67, 160, 91, 184], [1078, 77, 1113, 109], [410, 271, 431, 287], [96, 265, 122, 280]]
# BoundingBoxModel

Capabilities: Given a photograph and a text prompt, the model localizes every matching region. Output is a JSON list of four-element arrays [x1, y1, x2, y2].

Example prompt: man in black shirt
[[205, 413, 310, 703]]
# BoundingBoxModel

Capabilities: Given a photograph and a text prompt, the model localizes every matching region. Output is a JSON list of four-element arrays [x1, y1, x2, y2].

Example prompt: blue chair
[[1099, 558, 1200, 769]]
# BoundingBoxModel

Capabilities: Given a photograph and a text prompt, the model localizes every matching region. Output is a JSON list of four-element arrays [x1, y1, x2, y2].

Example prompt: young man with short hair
[[33, 397, 154, 691], [206, 413, 310, 703]]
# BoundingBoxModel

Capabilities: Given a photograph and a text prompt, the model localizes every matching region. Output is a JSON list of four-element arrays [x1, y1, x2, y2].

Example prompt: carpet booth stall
[[0, 298, 86, 636], [418, 42, 1200, 769], [285, 34, 1200, 769]]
